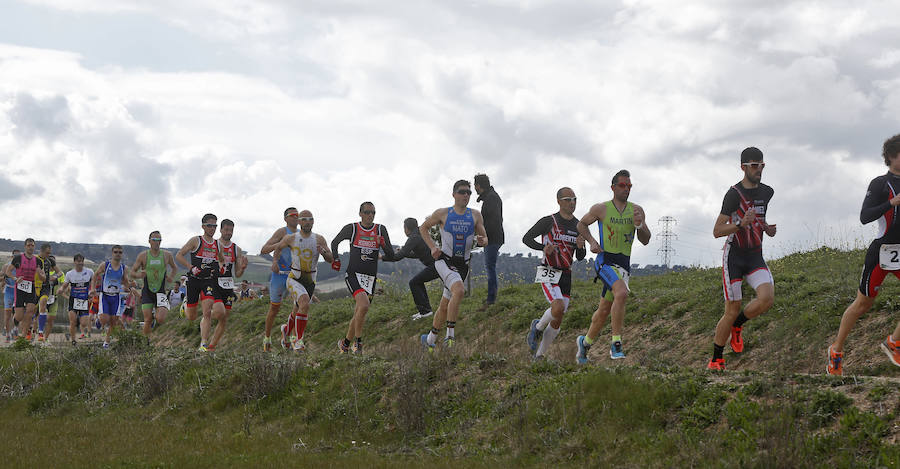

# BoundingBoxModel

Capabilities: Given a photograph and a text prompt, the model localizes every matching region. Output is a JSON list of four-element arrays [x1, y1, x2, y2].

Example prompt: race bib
[[355, 273, 375, 295], [156, 293, 170, 308], [534, 266, 562, 284], [880, 244, 900, 271], [16, 279, 32, 293], [73, 298, 89, 311], [47, 295, 56, 305], [104, 285, 120, 295], [217, 277, 234, 289], [615, 266, 631, 291]]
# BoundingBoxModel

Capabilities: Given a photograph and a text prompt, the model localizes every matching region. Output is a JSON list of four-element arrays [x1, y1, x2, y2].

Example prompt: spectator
[[381, 217, 438, 319], [474, 173, 504, 307]]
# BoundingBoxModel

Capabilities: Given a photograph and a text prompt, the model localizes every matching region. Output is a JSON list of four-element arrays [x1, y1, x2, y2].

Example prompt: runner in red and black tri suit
[[523, 187, 586, 360], [175, 213, 224, 352], [208, 219, 248, 351], [828, 134, 900, 375], [330, 201, 396, 354], [708, 147, 777, 371]]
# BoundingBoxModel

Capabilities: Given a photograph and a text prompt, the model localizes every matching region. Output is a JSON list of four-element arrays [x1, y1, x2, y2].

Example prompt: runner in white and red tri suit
[[418, 180, 489, 352], [330, 202, 396, 354], [828, 134, 900, 375], [523, 187, 586, 360], [207, 219, 248, 351], [175, 213, 225, 352], [59, 254, 94, 346], [708, 147, 776, 371], [258, 207, 300, 352], [271, 210, 333, 351]]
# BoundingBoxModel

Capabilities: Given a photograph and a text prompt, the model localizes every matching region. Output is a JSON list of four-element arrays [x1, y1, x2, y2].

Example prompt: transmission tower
[[657, 216, 677, 268]]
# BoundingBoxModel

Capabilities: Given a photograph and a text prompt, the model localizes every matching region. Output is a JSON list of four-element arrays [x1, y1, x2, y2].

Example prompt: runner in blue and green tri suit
[[258, 207, 300, 352], [575, 170, 651, 363]]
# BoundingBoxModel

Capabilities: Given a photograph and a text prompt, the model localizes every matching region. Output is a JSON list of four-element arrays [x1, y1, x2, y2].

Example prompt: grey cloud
[[9, 93, 72, 141], [0, 174, 43, 201], [125, 101, 160, 126]]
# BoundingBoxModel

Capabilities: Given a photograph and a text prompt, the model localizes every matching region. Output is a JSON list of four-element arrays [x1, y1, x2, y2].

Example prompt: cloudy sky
[[0, 0, 896, 267]]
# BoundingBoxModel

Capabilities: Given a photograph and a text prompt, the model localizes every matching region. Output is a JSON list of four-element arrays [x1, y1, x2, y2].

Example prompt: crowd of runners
[[4, 137, 900, 376]]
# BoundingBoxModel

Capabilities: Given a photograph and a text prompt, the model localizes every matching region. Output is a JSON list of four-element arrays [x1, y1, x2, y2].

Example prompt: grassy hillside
[[2, 247, 900, 467]]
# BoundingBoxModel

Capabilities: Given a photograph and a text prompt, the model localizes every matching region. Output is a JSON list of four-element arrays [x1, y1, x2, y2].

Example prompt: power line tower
[[657, 216, 677, 268]]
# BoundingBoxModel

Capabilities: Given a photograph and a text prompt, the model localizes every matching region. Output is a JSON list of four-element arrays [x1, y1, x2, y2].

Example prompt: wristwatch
[[735, 220, 742, 228]]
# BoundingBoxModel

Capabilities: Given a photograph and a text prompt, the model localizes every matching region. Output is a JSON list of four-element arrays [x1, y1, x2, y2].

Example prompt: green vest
[[599, 201, 636, 257], [146, 251, 167, 292]]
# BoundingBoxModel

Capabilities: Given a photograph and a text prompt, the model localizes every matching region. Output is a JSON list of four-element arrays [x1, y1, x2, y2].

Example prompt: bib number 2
[[880, 244, 900, 270]]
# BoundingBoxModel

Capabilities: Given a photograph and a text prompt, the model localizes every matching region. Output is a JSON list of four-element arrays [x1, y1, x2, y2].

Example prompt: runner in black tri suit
[[330, 201, 396, 354], [175, 213, 225, 352], [708, 147, 777, 371], [523, 187, 586, 360], [828, 134, 900, 375]]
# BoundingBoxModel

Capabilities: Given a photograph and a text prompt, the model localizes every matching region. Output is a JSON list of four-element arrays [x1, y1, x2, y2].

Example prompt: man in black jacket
[[382, 217, 437, 319], [475, 174, 504, 306]]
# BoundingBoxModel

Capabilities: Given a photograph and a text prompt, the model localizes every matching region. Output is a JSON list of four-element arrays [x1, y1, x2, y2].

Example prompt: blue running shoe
[[527, 319, 542, 352], [421, 333, 435, 353], [610, 340, 626, 359], [576, 335, 590, 364]]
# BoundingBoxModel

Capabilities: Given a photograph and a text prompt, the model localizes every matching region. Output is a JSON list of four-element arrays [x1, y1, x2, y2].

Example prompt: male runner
[[418, 180, 488, 351], [35, 244, 62, 342], [707, 148, 776, 371], [258, 208, 300, 351], [331, 202, 396, 354], [43, 255, 66, 343], [2, 249, 20, 342], [131, 231, 178, 336], [175, 213, 225, 351], [381, 217, 439, 320], [207, 219, 248, 351], [60, 254, 94, 346], [271, 210, 332, 351], [168, 279, 185, 311], [524, 187, 586, 360], [828, 135, 900, 375], [575, 170, 651, 363], [10, 239, 45, 340], [91, 245, 134, 349]]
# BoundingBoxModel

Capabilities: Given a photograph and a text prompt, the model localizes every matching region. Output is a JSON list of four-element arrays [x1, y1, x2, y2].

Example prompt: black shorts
[[69, 296, 90, 316], [141, 282, 167, 308], [345, 271, 376, 298], [186, 277, 216, 307], [213, 281, 236, 309], [15, 287, 36, 308], [859, 241, 900, 298], [722, 244, 773, 301]]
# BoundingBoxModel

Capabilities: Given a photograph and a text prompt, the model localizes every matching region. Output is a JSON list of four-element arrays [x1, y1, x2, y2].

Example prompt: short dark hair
[[359, 201, 374, 212], [473, 173, 490, 188], [24, 238, 34, 245], [453, 179, 470, 192], [40, 243, 51, 252], [112, 245, 123, 251], [149, 230, 160, 238], [611, 170, 630, 186], [283, 207, 298, 217], [740, 147, 764, 163], [556, 187, 573, 199], [221, 219, 234, 228], [12, 249, 20, 255], [73, 253, 84, 262], [884, 134, 900, 166], [202, 213, 217, 224], [403, 217, 418, 232]]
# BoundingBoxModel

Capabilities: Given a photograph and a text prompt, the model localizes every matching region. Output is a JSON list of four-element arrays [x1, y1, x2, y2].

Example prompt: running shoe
[[37, 333, 45, 342], [527, 319, 542, 352], [4, 333, 9, 343], [411, 311, 434, 320], [337, 338, 350, 354], [11, 327, 18, 338], [730, 326, 744, 353], [262, 336, 272, 352], [826, 345, 843, 376], [198, 344, 208, 352], [102, 342, 110, 349], [79, 333, 86, 339], [575, 335, 590, 365], [293, 338, 306, 352], [420, 333, 434, 353], [443, 337, 454, 349], [25, 332, 32, 341], [610, 340, 626, 359], [352, 341, 363, 355], [280, 324, 290, 350], [707, 358, 726, 371], [206, 344, 216, 352], [879, 336, 900, 368], [71, 339, 77, 347]]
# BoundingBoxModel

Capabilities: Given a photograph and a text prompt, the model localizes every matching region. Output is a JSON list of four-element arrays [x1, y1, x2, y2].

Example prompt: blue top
[[272, 225, 296, 280], [442, 207, 476, 260], [4, 266, 14, 291], [102, 260, 125, 296]]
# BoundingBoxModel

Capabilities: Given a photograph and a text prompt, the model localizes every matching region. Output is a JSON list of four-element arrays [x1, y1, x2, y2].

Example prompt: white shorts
[[540, 284, 571, 312], [435, 259, 469, 300], [286, 276, 314, 305]]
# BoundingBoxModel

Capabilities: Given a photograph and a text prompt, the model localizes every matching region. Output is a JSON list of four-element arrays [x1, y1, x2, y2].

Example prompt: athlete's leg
[[446, 281, 465, 323], [347, 293, 370, 341], [37, 296, 48, 336], [743, 282, 774, 319], [22, 303, 36, 338], [199, 298, 214, 346], [609, 280, 629, 337], [46, 301, 56, 339], [141, 305, 153, 335], [68, 310, 78, 341], [265, 302, 281, 338], [426, 297, 451, 346], [535, 298, 567, 357], [155, 306, 168, 324], [832, 291, 875, 353], [296, 294, 310, 339], [714, 300, 743, 347], [209, 302, 228, 349], [587, 299, 612, 342]]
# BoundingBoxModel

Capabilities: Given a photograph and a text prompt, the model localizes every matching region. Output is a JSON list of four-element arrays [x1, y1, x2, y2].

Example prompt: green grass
[[2, 247, 900, 467]]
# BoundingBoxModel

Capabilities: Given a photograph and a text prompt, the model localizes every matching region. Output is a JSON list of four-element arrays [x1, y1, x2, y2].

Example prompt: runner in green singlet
[[131, 231, 178, 336]]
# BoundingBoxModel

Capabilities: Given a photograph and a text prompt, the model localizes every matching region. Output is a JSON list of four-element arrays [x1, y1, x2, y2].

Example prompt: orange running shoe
[[25, 332, 32, 341], [707, 358, 726, 371], [879, 336, 900, 368], [729, 326, 744, 353], [826, 345, 843, 376]]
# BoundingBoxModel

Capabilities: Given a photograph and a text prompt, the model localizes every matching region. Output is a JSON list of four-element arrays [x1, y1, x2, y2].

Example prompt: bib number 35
[[534, 266, 562, 284]]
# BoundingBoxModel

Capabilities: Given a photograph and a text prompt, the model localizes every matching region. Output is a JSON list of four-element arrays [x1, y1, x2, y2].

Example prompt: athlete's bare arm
[[233, 244, 249, 278], [713, 210, 756, 238], [90, 262, 107, 295], [2, 264, 13, 279], [577, 203, 607, 253], [419, 208, 449, 259], [317, 234, 334, 263], [130, 251, 147, 279], [632, 203, 652, 245], [165, 251, 178, 285], [270, 233, 293, 272], [471, 209, 489, 247], [175, 237, 200, 270], [259, 228, 287, 256]]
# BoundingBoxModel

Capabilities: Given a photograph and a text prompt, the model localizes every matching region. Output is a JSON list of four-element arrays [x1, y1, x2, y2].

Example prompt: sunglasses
[[362, 210, 376, 215], [456, 190, 472, 195], [742, 162, 765, 169], [203, 223, 218, 227], [113, 251, 123, 254], [615, 183, 633, 189], [558, 197, 577, 202], [299, 217, 314, 222], [285, 212, 299, 218], [149, 238, 162, 242]]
